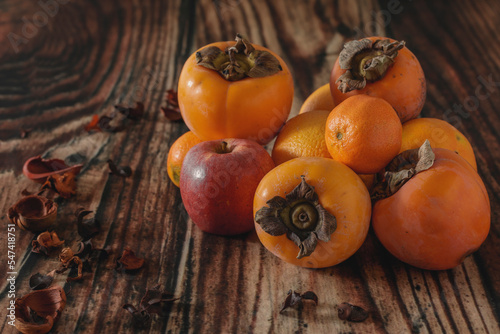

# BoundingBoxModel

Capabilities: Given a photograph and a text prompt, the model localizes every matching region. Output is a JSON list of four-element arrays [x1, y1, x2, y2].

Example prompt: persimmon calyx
[[255, 176, 337, 259], [195, 33, 282, 81], [371, 140, 435, 200], [336, 38, 405, 93]]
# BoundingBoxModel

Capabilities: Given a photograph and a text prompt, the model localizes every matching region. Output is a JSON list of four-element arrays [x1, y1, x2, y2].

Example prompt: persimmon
[[253, 157, 371, 268], [330, 37, 426, 123], [372, 142, 490, 270], [178, 34, 294, 145], [325, 95, 402, 174]]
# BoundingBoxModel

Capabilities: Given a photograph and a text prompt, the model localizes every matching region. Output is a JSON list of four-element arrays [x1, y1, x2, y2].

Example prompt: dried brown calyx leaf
[[14, 285, 66, 334], [32, 231, 64, 255], [57, 247, 83, 282], [40, 169, 79, 198], [336, 38, 405, 93], [371, 140, 435, 201], [161, 89, 183, 121], [23, 155, 83, 183], [107, 159, 132, 177], [29, 270, 56, 290], [280, 290, 318, 313], [255, 176, 336, 259], [123, 284, 178, 327], [338, 302, 369, 322], [116, 247, 145, 271], [8, 195, 58, 232], [75, 208, 100, 241], [196, 33, 282, 81]]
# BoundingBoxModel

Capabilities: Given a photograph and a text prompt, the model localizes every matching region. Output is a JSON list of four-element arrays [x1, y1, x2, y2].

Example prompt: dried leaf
[[280, 290, 318, 313], [40, 170, 79, 198], [20, 128, 32, 139], [32, 231, 64, 255], [8, 195, 58, 232], [115, 102, 144, 120], [85, 114, 101, 132], [75, 208, 100, 241], [23, 155, 83, 183], [161, 89, 183, 121], [107, 159, 132, 177], [338, 302, 369, 322], [14, 285, 66, 334], [116, 247, 145, 271], [29, 271, 56, 290], [123, 304, 151, 327]]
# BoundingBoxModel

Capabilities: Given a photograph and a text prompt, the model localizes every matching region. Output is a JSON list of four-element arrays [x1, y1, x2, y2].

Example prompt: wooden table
[[1, 0, 499, 333]]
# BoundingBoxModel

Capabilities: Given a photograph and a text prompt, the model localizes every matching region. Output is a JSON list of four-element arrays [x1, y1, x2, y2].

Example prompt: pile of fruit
[[167, 34, 490, 271]]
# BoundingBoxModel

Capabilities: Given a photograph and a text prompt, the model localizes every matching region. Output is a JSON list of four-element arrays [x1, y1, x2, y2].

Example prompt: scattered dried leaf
[[85, 114, 101, 132], [338, 302, 369, 322], [8, 195, 58, 232], [20, 128, 32, 139], [116, 247, 145, 271], [14, 285, 66, 334], [161, 89, 183, 121], [57, 248, 83, 282], [75, 208, 100, 241], [32, 231, 65, 255], [107, 159, 132, 177], [123, 284, 178, 327], [29, 271, 56, 290], [280, 290, 318, 313], [40, 170, 79, 198], [115, 102, 144, 120], [23, 156, 83, 183]]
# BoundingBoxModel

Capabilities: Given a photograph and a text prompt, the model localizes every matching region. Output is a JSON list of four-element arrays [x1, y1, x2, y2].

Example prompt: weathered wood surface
[[1, 0, 499, 333]]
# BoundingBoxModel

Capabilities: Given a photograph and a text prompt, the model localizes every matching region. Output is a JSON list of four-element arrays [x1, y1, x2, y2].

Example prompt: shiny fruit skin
[[178, 41, 294, 145], [372, 148, 490, 270], [299, 83, 335, 114], [253, 157, 371, 268], [330, 37, 426, 123], [180, 138, 275, 235]]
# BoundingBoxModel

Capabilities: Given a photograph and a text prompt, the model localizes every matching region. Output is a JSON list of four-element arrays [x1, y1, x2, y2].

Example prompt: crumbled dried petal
[[107, 159, 132, 177], [8, 195, 58, 232], [338, 302, 369, 322], [58, 247, 83, 282], [161, 89, 182, 121], [14, 285, 66, 334], [29, 271, 56, 290], [115, 102, 144, 120], [280, 290, 318, 313], [85, 114, 101, 132], [32, 231, 64, 255], [23, 156, 83, 183], [20, 128, 32, 139], [116, 247, 145, 271], [40, 170, 79, 198], [75, 208, 100, 241]]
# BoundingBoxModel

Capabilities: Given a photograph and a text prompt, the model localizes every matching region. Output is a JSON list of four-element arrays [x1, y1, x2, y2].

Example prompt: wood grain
[[0, 0, 499, 333]]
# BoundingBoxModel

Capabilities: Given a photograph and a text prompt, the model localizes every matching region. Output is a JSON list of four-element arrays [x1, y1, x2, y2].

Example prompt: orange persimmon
[[330, 37, 426, 123], [372, 145, 490, 270], [178, 34, 294, 145], [253, 157, 371, 268]]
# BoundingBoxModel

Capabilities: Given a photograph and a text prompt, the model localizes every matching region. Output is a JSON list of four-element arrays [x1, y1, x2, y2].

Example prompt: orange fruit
[[400, 118, 477, 170], [325, 95, 402, 174], [167, 131, 203, 187], [271, 110, 331, 165], [299, 83, 335, 114]]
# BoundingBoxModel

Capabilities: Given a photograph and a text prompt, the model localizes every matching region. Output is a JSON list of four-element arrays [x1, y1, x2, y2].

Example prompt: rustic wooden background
[[1, 0, 499, 333]]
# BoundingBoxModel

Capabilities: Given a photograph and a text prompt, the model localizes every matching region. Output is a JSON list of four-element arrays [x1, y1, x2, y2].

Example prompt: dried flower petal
[[15, 285, 66, 334], [8, 195, 58, 232], [161, 89, 183, 121], [116, 247, 145, 271], [23, 156, 83, 183], [107, 159, 132, 177], [20, 128, 32, 139], [338, 302, 369, 322], [29, 271, 56, 290], [58, 247, 83, 281], [85, 114, 101, 132], [75, 208, 100, 241], [280, 290, 318, 313], [115, 102, 144, 120], [40, 170, 79, 198], [32, 231, 64, 255]]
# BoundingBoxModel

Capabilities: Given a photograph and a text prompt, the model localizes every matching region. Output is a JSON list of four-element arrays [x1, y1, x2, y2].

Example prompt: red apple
[[180, 138, 275, 235]]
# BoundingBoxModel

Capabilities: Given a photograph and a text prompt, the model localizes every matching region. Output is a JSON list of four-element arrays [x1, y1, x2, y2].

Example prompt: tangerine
[[167, 131, 203, 187]]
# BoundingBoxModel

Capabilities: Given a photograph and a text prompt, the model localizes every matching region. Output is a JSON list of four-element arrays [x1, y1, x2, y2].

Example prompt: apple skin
[[180, 138, 275, 235]]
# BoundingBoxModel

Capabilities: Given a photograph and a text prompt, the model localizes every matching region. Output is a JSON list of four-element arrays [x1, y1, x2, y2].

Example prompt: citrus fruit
[[299, 83, 335, 114], [325, 95, 402, 174], [167, 131, 203, 187], [400, 117, 477, 170], [271, 110, 331, 165]]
